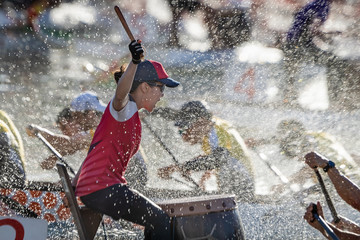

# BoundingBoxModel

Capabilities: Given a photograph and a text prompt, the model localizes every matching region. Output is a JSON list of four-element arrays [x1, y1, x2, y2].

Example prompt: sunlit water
[[2, 44, 359, 239]]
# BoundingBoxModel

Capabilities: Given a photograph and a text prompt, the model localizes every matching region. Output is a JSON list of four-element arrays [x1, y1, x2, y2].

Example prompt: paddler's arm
[[26, 124, 90, 156], [113, 40, 143, 111], [39, 131, 92, 170], [327, 167, 360, 212], [329, 226, 360, 240], [332, 216, 360, 235], [157, 149, 223, 181], [26, 124, 73, 154], [150, 107, 178, 121], [305, 151, 360, 212]]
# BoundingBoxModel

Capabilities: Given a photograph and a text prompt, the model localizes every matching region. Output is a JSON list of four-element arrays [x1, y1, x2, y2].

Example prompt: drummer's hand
[[304, 152, 328, 169], [129, 40, 144, 64], [26, 124, 39, 137], [40, 155, 57, 170], [158, 165, 179, 179], [304, 202, 325, 232]]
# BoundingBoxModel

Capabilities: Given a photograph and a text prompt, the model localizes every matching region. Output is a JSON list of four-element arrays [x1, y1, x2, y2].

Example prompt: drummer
[[157, 101, 255, 201], [74, 40, 180, 239]]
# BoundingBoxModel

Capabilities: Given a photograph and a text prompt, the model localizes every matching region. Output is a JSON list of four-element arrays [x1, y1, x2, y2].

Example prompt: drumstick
[[114, 5, 144, 60], [114, 6, 135, 41], [314, 169, 340, 223]]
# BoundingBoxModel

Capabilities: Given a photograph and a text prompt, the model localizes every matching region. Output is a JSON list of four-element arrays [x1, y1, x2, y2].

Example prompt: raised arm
[[113, 40, 144, 111]]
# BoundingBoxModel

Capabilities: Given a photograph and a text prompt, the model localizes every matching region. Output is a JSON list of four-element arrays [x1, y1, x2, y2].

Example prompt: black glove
[[129, 40, 144, 64]]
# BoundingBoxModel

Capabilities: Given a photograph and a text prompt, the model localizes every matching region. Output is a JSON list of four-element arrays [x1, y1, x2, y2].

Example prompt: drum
[[157, 194, 245, 240]]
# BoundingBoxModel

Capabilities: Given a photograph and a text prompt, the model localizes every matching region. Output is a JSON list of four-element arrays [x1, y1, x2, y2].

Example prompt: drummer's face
[[181, 118, 212, 144]]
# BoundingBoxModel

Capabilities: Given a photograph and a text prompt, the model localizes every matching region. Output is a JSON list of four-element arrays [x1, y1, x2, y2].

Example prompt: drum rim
[[157, 194, 237, 217]]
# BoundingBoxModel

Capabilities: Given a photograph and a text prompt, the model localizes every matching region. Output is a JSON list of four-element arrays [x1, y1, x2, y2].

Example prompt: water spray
[[142, 117, 203, 191]]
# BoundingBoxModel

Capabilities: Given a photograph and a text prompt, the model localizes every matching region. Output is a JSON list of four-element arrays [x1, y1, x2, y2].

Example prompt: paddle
[[311, 203, 340, 240], [141, 117, 203, 191], [229, 128, 289, 184], [35, 133, 109, 239], [258, 152, 289, 184], [35, 132, 76, 176], [314, 169, 340, 223]]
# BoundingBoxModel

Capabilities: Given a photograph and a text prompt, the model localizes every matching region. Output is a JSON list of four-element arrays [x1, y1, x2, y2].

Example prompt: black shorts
[[81, 184, 172, 239]]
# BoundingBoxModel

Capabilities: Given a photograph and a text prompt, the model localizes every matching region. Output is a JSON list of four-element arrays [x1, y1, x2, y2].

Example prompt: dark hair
[[175, 101, 212, 128], [114, 63, 128, 83], [56, 107, 73, 125], [114, 63, 143, 93], [277, 119, 307, 157]]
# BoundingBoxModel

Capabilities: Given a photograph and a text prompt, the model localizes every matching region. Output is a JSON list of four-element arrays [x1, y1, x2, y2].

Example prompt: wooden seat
[[56, 163, 103, 240]]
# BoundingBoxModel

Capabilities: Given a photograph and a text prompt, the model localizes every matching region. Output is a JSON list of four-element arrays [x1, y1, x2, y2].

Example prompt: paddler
[[157, 101, 255, 201], [0, 110, 26, 187], [26, 92, 105, 169], [303, 151, 360, 239], [249, 119, 359, 193]]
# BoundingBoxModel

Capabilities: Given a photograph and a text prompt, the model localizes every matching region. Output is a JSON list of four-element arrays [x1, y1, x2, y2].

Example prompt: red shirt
[[76, 97, 141, 197]]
